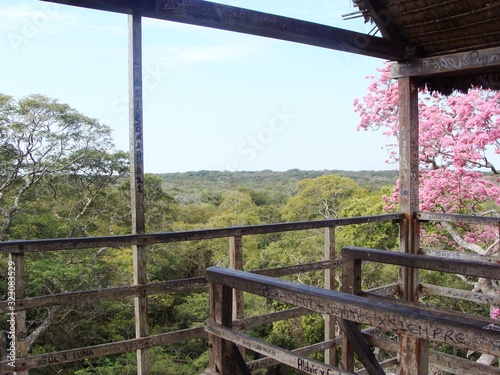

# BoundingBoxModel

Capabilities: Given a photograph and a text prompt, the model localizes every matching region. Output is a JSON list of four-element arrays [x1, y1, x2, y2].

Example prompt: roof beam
[[40, 0, 414, 61], [392, 46, 500, 78]]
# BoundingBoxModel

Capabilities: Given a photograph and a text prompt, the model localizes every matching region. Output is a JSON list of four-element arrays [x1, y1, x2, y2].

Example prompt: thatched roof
[[353, 0, 500, 94]]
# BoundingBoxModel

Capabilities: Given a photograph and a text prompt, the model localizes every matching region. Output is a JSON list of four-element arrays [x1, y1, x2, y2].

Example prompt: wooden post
[[324, 226, 337, 366], [209, 282, 234, 374], [9, 253, 28, 375], [230, 236, 244, 322], [230, 236, 245, 359], [129, 12, 149, 375], [397, 76, 428, 374], [341, 254, 361, 372]]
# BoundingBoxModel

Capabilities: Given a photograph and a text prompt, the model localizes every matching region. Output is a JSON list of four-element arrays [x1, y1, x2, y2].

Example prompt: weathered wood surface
[[392, 46, 500, 78], [421, 248, 500, 264], [248, 327, 388, 372], [418, 212, 500, 226], [205, 321, 355, 375], [364, 331, 500, 375], [206, 267, 500, 357], [0, 259, 340, 313], [324, 226, 337, 366], [39, 0, 412, 60], [343, 247, 500, 280], [0, 277, 206, 313], [0, 214, 401, 253], [420, 283, 500, 306], [0, 326, 205, 374]]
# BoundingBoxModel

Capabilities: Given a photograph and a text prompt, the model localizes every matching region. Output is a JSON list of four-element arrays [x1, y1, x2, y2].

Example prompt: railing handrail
[[0, 214, 401, 253]]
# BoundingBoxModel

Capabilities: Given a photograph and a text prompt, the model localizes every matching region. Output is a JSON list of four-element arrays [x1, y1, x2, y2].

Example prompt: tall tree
[[354, 64, 500, 364], [0, 93, 128, 241], [0, 93, 130, 359]]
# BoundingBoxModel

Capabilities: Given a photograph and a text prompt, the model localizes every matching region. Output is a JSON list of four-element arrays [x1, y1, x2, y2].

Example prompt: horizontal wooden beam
[[420, 283, 500, 306], [0, 214, 401, 253], [343, 246, 500, 279], [206, 321, 352, 375], [0, 326, 205, 373], [39, 0, 414, 60], [392, 46, 500, 78], [206, 267, 500, 357], [418, 211, 500, 226]]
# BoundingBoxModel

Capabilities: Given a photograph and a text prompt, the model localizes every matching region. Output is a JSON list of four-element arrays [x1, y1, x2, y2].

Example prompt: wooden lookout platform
[[2, 0, 500, 374]]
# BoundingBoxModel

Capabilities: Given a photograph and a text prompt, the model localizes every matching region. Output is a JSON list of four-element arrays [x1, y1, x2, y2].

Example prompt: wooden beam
[[205, 321, 353, 375], [0, 214, 402, 253], [343, 247, 500, 280], [39, 0, 414, 60], [392, 46, 500, 78], [0, 326, 206, 373], [129, 12, 150, 374]]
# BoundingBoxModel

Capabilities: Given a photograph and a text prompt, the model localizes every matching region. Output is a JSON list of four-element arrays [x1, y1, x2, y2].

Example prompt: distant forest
[[158, 169, 399, 206]]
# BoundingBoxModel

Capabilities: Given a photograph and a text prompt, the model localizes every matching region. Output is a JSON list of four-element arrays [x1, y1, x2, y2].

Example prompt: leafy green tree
[[282, 175, 369, 221], [0, 93, 127, 241]]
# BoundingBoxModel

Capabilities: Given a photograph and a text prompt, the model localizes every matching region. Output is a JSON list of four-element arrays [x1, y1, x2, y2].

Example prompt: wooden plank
[[39, 0, 413, 61], [341, 256, 362, 371], [418, 212, 500, 226], [205, 321, 355, 375], [129, 12, 149, 374], [392, 46, 500, 78], [343, 247, 500, 280], [206, 267, 500, 357], [421, 248, 500, 264], [0, 214, 401, 253], [9, 253, 28, 375], [0, 326, 205, 373], [248, 327, 385, 371], [420, 283, 500, 306], [363, 282, 400, 297], [324, 226, 337, 366], [0, 277, 206, 313], [256, 259, 343, 278], [0, 258, 341, 313]]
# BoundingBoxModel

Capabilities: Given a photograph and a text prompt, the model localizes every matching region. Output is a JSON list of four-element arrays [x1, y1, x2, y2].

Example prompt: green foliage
[[282, 175, 369, 221], [0, 97, 401, 375]]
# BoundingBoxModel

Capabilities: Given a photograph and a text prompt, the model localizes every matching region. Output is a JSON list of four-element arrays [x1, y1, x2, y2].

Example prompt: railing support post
[[208, 282, 234, 374], [129, 11, 149, 374], [324, 226, 337, 366], [398, 75, 428, 374], [230, 236, 245, 358], [341, 254, 361, 372], [9, 252, 28, 375]]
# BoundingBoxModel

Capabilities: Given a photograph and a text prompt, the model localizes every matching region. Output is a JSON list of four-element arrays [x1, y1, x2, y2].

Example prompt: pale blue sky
[[1, 0, 394, 173]]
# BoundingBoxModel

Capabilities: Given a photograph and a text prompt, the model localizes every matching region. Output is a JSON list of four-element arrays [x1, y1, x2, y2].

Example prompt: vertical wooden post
[[229, 236, 244, 322], [397, 76, 428, 375], [129, 12, 149, 375], [229, 236, 245, 360], [341, 255, 361, 372], [209, 282, 234, 374], [9, 253, 28, 375], [324, 226, 337, 366]]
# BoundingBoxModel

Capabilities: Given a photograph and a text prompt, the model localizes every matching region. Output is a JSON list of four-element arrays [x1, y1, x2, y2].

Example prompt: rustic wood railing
[[1, 212, 498, 374], [206, 245, 500, 375], [0, 214, 400, 374]]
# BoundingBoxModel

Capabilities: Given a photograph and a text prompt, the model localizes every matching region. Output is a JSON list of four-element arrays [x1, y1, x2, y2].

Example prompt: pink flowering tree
[[355, 64, 500, 362]]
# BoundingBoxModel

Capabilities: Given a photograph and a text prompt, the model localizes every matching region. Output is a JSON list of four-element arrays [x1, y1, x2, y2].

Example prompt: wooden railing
[[1, 212, 498, 374], [0, 214, 400, 374], [206, 245, 500, 375]]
